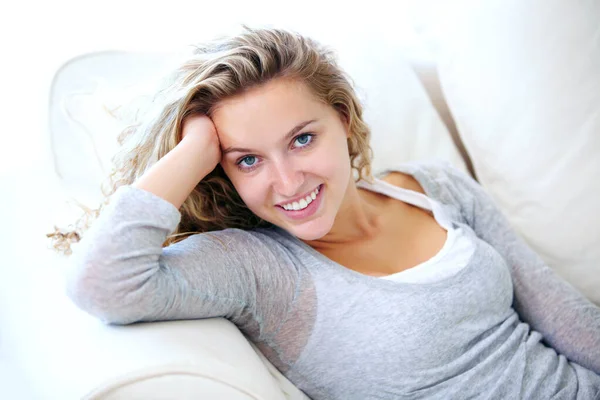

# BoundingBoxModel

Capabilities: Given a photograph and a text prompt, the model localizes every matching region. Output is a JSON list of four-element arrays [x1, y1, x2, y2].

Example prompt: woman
[[52, 27, 600, 399]]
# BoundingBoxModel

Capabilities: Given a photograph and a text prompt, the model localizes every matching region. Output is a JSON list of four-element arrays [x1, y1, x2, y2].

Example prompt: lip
[[275, 185, 322, 207], [276, 184, 324, 221]]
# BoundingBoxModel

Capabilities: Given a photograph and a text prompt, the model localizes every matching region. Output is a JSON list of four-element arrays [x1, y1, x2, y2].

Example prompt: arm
[[66, 116, 297, 329], [438, 162, 600, 374], [66, 185, 296, 327]]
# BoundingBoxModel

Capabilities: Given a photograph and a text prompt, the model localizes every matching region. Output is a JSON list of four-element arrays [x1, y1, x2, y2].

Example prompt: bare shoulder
[[381, 171, 426, 194]]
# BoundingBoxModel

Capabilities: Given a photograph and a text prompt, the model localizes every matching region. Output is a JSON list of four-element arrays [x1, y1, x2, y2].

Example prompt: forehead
[[211, 78, 327, 145]]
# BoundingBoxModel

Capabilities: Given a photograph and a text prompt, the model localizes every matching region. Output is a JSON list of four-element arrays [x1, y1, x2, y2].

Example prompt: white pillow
[[48, 51, 182, 207], [435, 0, 600, 304], [329, 35, 467, 177]]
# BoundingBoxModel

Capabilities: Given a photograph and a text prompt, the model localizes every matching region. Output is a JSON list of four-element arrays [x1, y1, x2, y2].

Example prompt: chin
[[293, 230, 327, 241], [285, 219, 333, 241]]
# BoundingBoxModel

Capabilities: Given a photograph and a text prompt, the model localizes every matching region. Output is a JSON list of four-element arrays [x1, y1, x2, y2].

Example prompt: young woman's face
[[212, 78, 352, 240]]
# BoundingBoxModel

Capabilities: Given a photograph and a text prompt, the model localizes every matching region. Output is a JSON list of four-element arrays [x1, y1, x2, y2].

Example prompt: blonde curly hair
[[48, 26, 374, 255]]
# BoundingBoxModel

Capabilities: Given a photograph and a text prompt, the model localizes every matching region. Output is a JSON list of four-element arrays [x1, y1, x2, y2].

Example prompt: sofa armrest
[[3, 254, 304, 400]]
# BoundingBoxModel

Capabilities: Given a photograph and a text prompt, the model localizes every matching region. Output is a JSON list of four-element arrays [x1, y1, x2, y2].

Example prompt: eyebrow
[[222, 119, 317, 155]]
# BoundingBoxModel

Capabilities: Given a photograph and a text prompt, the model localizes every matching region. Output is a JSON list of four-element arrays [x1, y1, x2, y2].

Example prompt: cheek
[[222, 165, 262, 204], [309, 154, 343, 178], [313, 137, 351, 176], [231, 178, 270, 214], [240, 189, 263, 208]]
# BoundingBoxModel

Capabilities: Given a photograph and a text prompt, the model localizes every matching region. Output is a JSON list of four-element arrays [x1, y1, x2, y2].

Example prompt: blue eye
[[294, 133, 314, 148], [239, 156, 257, 168]]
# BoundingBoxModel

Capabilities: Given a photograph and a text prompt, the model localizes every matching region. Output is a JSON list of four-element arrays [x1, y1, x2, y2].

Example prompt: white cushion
[[330, 36, 467, 176], [0, 242, 299, 399], [436, 0, 600, 304], [48, 51, 182, 207]]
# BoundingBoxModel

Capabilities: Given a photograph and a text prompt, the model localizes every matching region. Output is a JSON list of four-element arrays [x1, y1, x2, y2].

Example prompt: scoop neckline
[[273, 224, 479, 289], [266, 175, 477, 289]]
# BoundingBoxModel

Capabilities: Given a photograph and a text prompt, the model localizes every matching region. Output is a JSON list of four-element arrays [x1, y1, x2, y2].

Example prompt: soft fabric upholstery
[[435, 0, 600, 304]]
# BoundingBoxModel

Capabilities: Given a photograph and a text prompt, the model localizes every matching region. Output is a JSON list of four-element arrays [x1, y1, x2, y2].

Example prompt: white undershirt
[[356, 177, 475, 283]]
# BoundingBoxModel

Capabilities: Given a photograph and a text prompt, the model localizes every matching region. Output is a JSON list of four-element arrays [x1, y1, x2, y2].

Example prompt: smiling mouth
[[274, 183, 324, 221], [278, 185, 321, 211], [277, 184, 322, 211]]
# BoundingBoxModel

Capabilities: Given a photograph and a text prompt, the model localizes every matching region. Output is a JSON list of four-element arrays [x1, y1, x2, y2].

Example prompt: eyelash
[[236, 133, 317, 172]]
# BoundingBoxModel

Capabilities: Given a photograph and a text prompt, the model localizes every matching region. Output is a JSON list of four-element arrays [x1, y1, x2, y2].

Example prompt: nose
[[271, 158, 304, 198]]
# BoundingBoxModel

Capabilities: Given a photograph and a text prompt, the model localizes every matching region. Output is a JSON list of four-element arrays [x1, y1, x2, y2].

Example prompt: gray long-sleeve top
[[66, 160, 600, 399]]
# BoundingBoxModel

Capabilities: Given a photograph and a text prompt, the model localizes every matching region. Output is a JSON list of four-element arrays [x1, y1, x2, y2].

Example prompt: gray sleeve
[[436, 162, 600, 374], [66, 185, 298, 331]]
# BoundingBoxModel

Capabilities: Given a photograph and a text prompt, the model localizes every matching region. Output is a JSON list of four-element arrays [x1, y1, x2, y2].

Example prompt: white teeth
[[282, 185, 321, 211]]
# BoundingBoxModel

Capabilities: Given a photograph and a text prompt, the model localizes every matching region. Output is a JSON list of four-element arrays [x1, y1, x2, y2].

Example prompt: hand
[[180, 114, 222, 170]]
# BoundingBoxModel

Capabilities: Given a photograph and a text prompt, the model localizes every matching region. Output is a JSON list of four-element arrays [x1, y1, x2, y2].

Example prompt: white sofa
[[2, 1, 599, 398]]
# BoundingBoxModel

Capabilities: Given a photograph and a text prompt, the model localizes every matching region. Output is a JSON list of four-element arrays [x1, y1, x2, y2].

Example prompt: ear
[[338, 111, 351, 138]]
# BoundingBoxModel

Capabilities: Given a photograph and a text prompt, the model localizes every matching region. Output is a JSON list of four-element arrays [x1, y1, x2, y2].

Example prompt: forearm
[[133, 133, 217, 209], [500, 233, 600, 374], [67, 185, 182, 324]]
